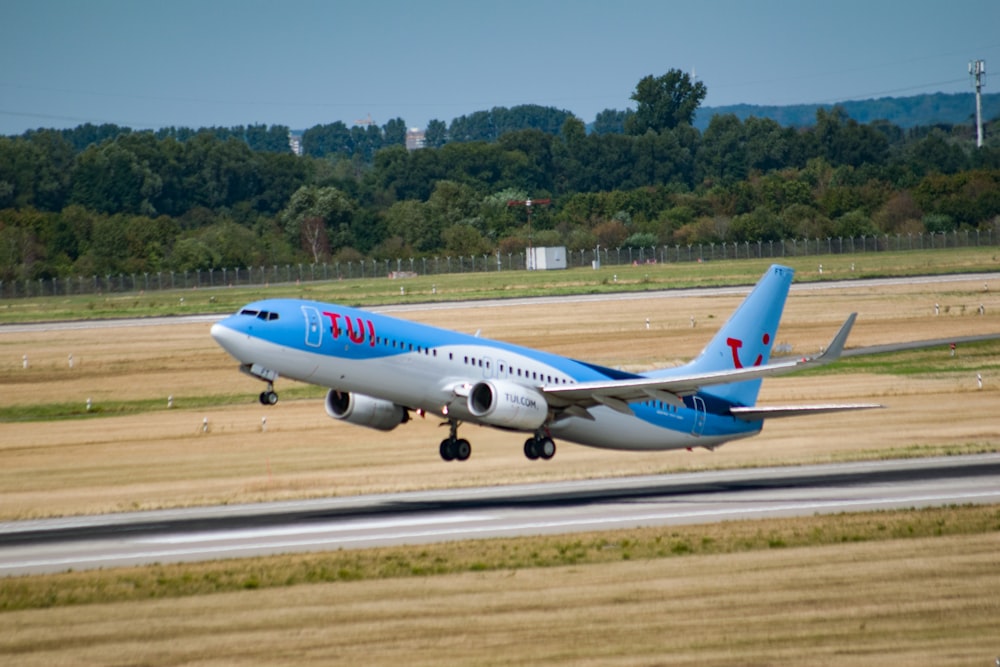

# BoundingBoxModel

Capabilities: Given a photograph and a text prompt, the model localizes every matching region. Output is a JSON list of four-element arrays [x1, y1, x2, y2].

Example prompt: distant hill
[[693, 92, 1000, 131]]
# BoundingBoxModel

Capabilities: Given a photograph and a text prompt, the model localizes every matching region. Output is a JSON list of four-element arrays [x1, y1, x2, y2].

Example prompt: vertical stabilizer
[[671, 264, 794, 406]]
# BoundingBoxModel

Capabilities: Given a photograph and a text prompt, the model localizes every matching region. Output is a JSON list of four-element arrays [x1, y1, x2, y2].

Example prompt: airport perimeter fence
[[1, 228, 997, 299]]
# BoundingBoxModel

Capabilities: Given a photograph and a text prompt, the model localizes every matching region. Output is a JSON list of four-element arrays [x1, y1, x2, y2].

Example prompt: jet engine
[[467, 380, 548, 430], [325, 389, 409, 432]]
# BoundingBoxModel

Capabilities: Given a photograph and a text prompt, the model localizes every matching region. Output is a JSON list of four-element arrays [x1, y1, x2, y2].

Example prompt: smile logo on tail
[[726, 333, 770, 369]]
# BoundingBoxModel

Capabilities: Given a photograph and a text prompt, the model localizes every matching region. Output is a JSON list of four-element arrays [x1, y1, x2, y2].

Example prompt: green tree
[[70, 141, 162, 215], [623, 231, 658, 248], [177, 134, 259, 213], [448, 105, 575, 142], [382, 118, 408, 147], [425, 119, 448, 148], [592, 109, 629, 135], [252, 152, 310, 215], [384, 199, 436, 252], [834, 209, 878, 238], [744, 117, 804, 172], [86, 214, 130, 274], [170, 236, 219, 272], [194, 219, 261, 269], [625, 69, 706, 135], [592, 219, 628, 248], [903, 130, 969, 176], [442, 223, 492, 256], [810, 107, 889, 168], [279, 186, 355, 261], [498, 129, 556, 193], [730, 208, 792, 242], [374, 145, 443, 202], [913, 170, 1000, 227], [243, 124, 292, 153], [630, 127, 695, 188], [301, 122, 353, 158], [0, 207, 48, 279], [697, 114, 746, 185]]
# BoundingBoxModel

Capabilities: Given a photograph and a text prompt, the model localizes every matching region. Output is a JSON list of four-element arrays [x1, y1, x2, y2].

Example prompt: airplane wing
[[543, 313, 880, 418], [728, 403, 882, 421]]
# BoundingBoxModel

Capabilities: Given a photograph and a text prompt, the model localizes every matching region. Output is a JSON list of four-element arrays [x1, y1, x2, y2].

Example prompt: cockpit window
[[237, 309, 279, 321]]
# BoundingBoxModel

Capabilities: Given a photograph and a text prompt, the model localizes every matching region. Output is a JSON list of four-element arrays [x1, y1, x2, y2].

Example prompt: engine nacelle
[[325, 390, 408, 432], [468, 380, 548, 430]]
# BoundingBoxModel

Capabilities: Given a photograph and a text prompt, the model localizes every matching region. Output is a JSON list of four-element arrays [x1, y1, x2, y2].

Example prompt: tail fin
[[683, 264, 794, 406]]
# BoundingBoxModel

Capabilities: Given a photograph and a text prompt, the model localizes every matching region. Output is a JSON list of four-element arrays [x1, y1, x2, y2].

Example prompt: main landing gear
[[439, 421, 471, 462], [524, 433, 556, 460], [437, 423, 556, 462]]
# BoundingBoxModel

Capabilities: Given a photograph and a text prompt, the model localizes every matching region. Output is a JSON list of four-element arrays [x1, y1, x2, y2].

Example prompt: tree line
[[1, 69, 998, 284]]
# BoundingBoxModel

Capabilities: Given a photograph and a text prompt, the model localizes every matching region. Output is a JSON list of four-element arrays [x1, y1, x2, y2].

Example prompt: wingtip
[[821, 312, 857, 361]]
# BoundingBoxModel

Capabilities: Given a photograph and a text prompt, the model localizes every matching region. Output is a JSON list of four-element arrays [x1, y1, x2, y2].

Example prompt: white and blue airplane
[[211, 264, 878, 462]]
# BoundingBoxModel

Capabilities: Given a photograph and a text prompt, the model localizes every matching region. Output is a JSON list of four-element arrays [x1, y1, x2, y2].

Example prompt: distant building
[[288, 131, 303, 156], [406, 128, 426, 151]]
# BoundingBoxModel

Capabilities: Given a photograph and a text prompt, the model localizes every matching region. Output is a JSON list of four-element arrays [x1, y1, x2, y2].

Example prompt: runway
[[2, 454, 999, 577], [3, 270, 999, 334]]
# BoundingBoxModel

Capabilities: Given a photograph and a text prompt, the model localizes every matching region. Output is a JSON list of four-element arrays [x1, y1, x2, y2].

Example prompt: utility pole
[[507, 198, 551, 270], [969, 59, 986, 148]]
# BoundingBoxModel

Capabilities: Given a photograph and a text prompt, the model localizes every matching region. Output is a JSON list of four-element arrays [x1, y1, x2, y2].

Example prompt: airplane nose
[[210, 321, 243, 357], [210, 321, 226, 342]]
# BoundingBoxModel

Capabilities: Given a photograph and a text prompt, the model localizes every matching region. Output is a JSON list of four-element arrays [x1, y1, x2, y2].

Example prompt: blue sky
[[2, 0, 998, 135]]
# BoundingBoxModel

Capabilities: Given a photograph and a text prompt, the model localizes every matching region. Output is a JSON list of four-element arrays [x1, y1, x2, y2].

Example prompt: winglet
[[809, 313, 857, 366]]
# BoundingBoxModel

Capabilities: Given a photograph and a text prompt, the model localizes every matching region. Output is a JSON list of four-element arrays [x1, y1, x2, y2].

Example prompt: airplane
[[210, 264, 880, 462]]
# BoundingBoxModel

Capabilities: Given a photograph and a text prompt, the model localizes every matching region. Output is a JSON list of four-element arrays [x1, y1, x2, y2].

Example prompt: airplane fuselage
[[211, 299, 760, 454]]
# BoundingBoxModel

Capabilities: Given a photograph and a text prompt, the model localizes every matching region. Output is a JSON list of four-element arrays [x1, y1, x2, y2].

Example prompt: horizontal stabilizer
[[543, 313, 860, 411], [730, 403, 883, 421]]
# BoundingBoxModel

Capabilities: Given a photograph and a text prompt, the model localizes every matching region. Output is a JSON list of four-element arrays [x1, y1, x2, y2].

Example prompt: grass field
[[1, 259, 998, 519], [1, 250, 999, 665], [1, 507, 998, 666], [1, 247, 998, 323]]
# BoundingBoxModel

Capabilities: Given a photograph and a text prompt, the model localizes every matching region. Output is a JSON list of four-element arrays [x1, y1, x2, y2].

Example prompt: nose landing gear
[[243, 365, 280, 406], [258, 382, 278, 405]]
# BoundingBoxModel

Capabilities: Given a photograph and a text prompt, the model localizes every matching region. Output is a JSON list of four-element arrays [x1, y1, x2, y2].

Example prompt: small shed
[[527, 246, 567, 270]]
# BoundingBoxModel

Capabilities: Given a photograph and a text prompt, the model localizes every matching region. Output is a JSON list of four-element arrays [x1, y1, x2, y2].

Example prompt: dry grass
[[2, 273, 1000, 665], [1, 528, 998, 666], [1, 277, 999, 519]]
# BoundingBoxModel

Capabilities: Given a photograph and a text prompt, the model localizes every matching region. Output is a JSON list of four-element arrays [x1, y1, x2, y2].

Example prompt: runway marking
[[139, 513, 492, 544], [4, 490, 998, 574]]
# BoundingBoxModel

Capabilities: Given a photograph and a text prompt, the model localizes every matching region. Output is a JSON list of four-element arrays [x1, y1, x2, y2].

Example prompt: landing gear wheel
[[439, 437, 471, 462], [524, 437, 540, 460], [524, 435, 555, 461], [439, 438, 456, 462], [438, 420, 471, 462], [259, 390, 278, 406], [538, 437, 556, 460]]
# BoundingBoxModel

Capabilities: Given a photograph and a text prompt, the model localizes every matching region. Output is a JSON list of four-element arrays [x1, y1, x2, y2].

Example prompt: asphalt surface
[[2, 454, 999, 576]]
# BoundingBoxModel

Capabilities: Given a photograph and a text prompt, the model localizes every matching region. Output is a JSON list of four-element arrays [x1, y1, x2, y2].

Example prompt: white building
[[527, 246, 566, 270]]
